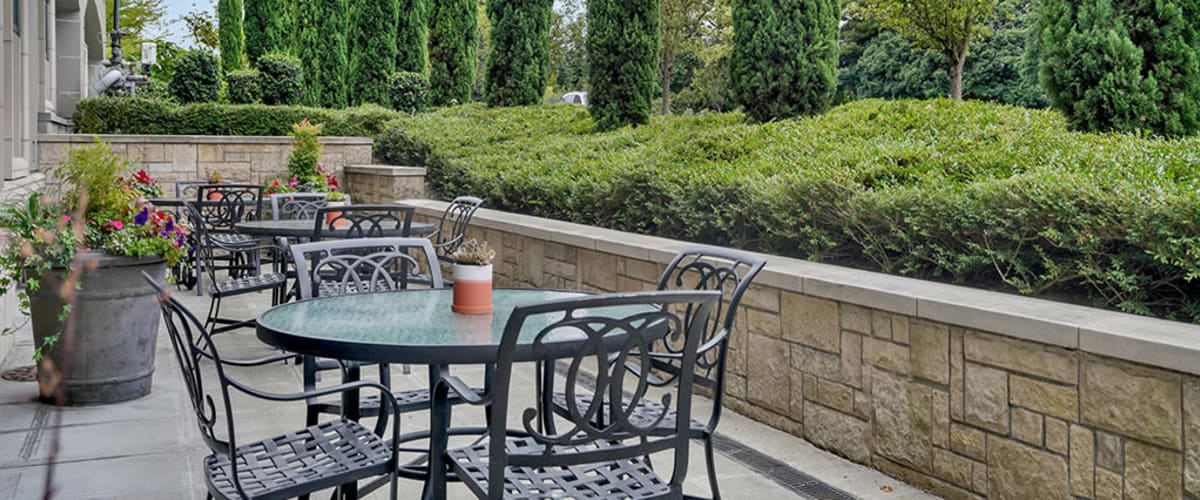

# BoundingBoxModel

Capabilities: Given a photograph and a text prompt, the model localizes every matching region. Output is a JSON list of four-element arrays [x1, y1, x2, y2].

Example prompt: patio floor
[[0, 287, 937, 500]]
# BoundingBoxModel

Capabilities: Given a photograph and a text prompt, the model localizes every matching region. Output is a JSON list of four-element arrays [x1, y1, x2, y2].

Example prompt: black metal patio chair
[[290, 238, 480, 426], [143, 273, 400, 500], [312, 205, 415, 242], [428, 290, 721, 499], [269, 192, 328, 221], [189, 184, 266, 294], [187, 202, 286, 335], [429, 196, 483, 263], [547, 245, 767, 499]]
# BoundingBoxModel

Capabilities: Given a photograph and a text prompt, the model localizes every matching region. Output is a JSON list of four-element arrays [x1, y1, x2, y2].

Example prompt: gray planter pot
[[30, 252, 167, 405]]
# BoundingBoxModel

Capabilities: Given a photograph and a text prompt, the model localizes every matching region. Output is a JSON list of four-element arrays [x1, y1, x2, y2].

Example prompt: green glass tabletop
[[256, 288, 636, 364]]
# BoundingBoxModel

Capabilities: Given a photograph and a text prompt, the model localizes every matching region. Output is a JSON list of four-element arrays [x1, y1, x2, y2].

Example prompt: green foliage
[[225, 69, 261, 104], [844, 30, 948, 99], [1038, 0, 1200, 136], [485, 0, 553, 106], [295, 0, 350, 108], [217, 0, 245, 72], [255, 52, 304, 105], [105, 0, 169, 60], [397, 0, 431, 72], [74, 97, 399, 137], [169, 50, 222, 103], [180, 9, 220, 50], [378, 100, 1200, 323], [547, 0, 588, 93], [286, 120, 323, 180], [389, 72, 430, 113], [348, 0, 400, 106], [730, 0, 839, 121], [428, 0, 478, 105], [244, 0, 288, 64], [587, 0, 659, 130]]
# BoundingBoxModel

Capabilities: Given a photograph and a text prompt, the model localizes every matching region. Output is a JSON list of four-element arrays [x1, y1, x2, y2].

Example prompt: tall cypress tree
[[730, 0, 838, 122], [217, 0, 245, 72], [1039, 0, 1200, 136], [428, 0, 478, 105], [587, 0, 659, 130], [397, 0, 431, 73], [485, 0, 553, 106], [296, 0, 350, 108], [349, 0, 400, 106], [244, 0, 287, 64]]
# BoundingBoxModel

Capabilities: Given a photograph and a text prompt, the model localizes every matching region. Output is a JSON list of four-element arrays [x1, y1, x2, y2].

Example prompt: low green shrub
[[170, 50, 222, 103], [74, 97, 401, 137], [377, 100, 1200, 322], [256, 52, 304, 105], [389, 72, 429, 114], [225, 69, 261, 104]]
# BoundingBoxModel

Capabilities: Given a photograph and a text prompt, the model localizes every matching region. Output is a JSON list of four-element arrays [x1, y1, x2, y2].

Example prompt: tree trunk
[[948, 46, 968, 100], [660, 57, 673, 115]]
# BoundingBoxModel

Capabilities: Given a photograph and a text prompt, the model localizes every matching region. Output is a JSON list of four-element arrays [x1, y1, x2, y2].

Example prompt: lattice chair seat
[[209, 272, 287, 297], [308, 387, 475, 416], [211, 232, 257, 247], [205, 418, 392, 500], [550, 393, 704, 436], [447, 437, 672, 499]]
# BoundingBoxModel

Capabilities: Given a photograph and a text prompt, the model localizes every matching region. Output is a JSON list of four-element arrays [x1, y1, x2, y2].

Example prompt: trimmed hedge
[[377, 100, 1200, 323], [74, 97, 399, 137]]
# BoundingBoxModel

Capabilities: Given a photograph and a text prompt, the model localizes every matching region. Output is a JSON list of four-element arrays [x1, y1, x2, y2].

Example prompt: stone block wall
[[36, 134, 373, 196], [344, 165, 426, 204], [406, 198, 1200, 500]]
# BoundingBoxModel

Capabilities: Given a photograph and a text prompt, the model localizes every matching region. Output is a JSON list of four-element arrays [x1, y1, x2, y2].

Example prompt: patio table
[[234, 219, 436, 239], [256, 287, 652, 499]]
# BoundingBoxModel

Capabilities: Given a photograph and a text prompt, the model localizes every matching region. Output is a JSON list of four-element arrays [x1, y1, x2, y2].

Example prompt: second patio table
[[234, 219, 436, 239]]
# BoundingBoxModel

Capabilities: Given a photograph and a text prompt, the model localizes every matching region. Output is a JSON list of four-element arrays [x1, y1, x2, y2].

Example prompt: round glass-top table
[[256, 288, 637, 365], [234, 219, 435, 239]]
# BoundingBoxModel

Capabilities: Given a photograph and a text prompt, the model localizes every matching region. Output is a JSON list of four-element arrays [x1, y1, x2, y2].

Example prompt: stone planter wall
[[36, 134, 373, 196], [344, 165, 426, 204], [405, 198, 1200, 500]]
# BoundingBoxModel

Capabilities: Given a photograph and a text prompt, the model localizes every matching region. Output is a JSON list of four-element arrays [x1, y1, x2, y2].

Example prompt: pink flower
[[62, 215, 71, 222], [106, 220, 124, 231]]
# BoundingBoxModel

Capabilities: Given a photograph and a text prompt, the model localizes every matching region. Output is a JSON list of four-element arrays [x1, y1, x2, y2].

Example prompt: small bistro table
[[255, 288, 649, 499], [234, 219, 436, 239]]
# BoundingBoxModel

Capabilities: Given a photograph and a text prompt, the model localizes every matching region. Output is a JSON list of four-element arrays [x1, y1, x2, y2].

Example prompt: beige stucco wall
[[407, 198, 1200, 500]]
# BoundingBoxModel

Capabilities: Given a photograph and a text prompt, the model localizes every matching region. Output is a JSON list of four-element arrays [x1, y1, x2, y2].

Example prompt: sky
[[160, 0, 215, 48]]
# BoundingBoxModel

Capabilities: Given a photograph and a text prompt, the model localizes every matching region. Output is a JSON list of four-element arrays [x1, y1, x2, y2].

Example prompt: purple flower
[[134, 208, 149, 226], [164, 219, 174, 233]]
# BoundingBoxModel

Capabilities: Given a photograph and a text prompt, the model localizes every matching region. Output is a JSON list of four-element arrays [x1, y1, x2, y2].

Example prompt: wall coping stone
[[400, 198, 1200, 376], [344, 165, 427, 177], [38, 134, 373, 145]]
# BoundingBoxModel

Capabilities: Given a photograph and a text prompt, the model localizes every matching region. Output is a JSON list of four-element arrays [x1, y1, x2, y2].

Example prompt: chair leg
[[704, 434, 722, 500], [204, 296, 222, 335]]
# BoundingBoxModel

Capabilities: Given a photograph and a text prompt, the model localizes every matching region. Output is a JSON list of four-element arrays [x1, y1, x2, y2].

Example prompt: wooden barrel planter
[[30, 253, 166, 405]]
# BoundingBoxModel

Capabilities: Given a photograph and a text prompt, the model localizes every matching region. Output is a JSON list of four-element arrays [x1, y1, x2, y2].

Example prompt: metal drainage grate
[[554, 363, 857, 499], [1, 365, 37, 382]]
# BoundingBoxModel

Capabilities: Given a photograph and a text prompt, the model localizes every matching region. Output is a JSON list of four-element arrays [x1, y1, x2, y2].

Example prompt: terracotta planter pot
[[452, 263, 493, 314], [324, 201, 347, 228], [206, 191, 223, 201]]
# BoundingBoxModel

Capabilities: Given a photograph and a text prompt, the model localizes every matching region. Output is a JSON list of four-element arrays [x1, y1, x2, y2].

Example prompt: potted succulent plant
[[0, 140, 190, 405], [450, 239, 495, 314]]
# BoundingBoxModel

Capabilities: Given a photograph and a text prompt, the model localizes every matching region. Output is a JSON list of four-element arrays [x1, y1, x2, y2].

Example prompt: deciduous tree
[[658, 0, 720, 114]]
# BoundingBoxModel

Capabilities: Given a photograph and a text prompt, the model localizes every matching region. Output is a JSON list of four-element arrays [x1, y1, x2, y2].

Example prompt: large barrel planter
[[30, 253, 167, 405]]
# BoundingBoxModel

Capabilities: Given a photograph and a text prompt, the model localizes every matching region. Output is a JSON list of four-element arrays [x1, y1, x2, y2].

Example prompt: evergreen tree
[[587, 0, 659, 130], [244, 0, 287, 64], [730, 0, 838, 122], [296, 0, 350, 108], [349, 0, 400, 106], [1039, 0, 1200, 136], [397, 0, 431, 73], [485, 0, 554, 106], [428, 0, 478, 105], [217, 0, 245, 72]]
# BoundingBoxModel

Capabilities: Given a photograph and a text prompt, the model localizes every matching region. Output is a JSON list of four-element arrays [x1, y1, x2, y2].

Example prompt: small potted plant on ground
[[450, 239, 495, 314], [0, 139, 190, 405]]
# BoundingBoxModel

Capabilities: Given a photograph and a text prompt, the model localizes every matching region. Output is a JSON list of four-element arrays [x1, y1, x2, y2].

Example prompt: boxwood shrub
[[74, 97, 400, 137], [377, 100, 1200, 323], [225, 69, 262, 104]]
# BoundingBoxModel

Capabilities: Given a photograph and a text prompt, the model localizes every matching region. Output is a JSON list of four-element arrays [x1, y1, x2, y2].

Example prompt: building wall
[[407, 199, 1200, 500]]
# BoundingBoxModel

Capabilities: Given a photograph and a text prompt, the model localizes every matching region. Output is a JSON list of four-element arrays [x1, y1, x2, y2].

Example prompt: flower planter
[[30, 253, 167, 405], [451, 263, 493, 314], [206, 191, 223, 201], [324, 200, 347, 228]]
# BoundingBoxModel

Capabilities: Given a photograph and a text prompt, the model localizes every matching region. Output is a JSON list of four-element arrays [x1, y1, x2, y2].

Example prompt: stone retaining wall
[[405, 198, 1200, 500], [36, 134, 373, 196], [344, 165, 426, 204]]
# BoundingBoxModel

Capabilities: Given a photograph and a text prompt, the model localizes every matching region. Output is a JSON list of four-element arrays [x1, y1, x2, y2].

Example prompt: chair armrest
[[218, 351, 297, 367], [434, 374, 490, 406]]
